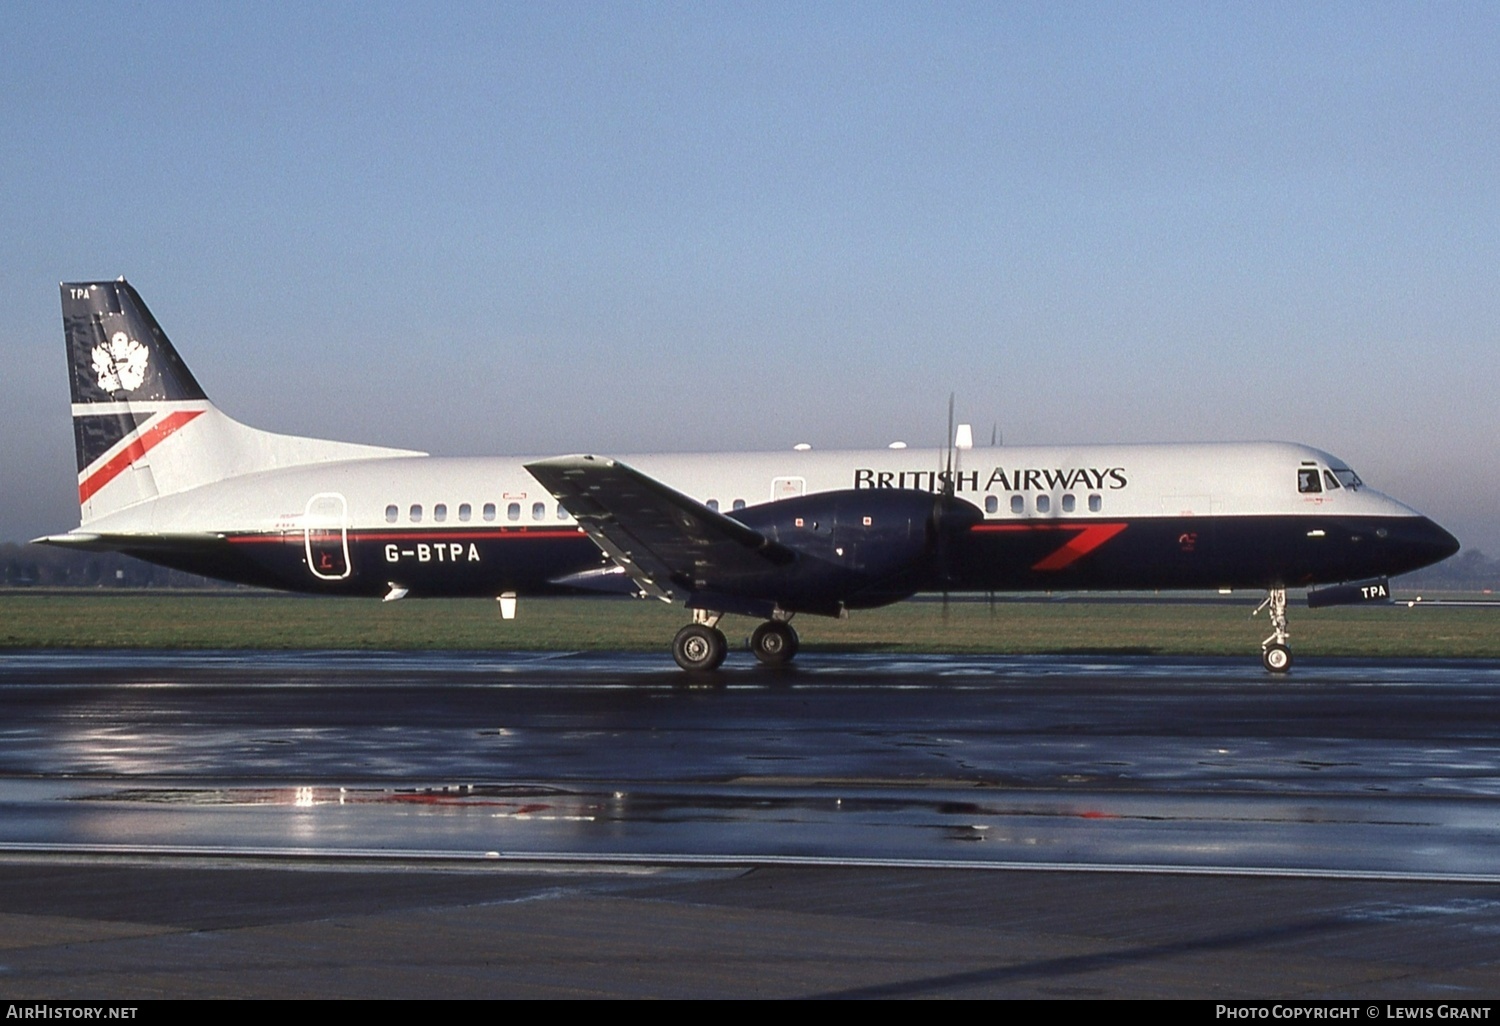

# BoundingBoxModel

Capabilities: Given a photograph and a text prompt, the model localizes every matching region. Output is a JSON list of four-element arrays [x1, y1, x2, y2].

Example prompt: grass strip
[[1, 593, 1497, 659]]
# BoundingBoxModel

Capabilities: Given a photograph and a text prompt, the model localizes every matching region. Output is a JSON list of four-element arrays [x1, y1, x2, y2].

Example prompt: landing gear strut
[[1254, 587, 1292, 674], [750, 620, 799, 666]]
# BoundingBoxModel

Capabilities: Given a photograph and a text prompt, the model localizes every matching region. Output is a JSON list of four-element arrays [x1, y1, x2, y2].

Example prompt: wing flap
[[525, 455, 794, 604]]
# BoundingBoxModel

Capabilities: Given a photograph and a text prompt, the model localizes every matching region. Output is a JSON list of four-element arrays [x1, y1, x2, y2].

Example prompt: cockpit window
[[1323, 470, 1341, 491], [1297, 468, 1322, 494], [1332, 469, 1362, 491]]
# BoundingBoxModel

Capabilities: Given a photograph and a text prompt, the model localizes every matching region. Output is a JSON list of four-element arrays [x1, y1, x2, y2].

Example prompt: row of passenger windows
[[384, 493, 1105, 525], [385, 502, 574, 524], [984, 493, 1103, 514]]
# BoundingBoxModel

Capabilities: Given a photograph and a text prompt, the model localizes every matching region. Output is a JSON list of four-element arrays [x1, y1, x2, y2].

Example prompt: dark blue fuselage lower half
[[111, 513, 1459, 609]]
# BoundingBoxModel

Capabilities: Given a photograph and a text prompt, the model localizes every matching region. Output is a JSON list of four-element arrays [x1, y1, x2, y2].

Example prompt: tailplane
[[61, 279, 422, 525]]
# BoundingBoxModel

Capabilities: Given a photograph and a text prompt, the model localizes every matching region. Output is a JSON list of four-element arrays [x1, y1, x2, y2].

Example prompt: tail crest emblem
[[91, 332, 151, 393]]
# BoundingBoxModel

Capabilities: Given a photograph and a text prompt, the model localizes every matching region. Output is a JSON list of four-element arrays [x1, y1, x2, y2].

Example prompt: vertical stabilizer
[[63, 280, 211, 520], [61, 279, 423, 526], [64, 280, 207, 406]]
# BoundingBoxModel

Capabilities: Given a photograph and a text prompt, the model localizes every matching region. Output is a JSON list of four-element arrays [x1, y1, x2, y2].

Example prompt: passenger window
[[556, 504, 571, 520], [1010, 495, 1024, 514], [985, 495, 998, 514], [458, 503, 472, 522], [409, 504, 423, 523], [507, 502, 521, 521], [482, 502, 496, 522], [1298, 468, 1322, 494], [532, 502, 545, 521], [1036, 495, 1051, 513], [1088, 494, 1101, 513], [707, 499, 720, 512], [385, 504, 398, 524], [433, 503, 447, 523], [732, 499, 746, 511], [1061, 494, 1075, 513]]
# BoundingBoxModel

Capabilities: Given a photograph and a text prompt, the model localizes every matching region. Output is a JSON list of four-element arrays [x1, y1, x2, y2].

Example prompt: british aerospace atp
[[38, 280, 1460, 672]]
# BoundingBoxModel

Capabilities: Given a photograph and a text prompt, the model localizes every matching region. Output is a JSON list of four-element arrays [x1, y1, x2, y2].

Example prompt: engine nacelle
[[729, 488, 983, 608]]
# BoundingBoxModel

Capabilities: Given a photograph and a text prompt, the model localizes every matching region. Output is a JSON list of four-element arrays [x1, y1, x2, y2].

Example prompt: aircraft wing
[[524, 455, 795, 603]]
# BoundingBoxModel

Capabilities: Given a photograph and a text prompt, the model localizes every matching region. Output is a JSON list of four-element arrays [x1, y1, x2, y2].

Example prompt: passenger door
[[304, 492, 351, 581]]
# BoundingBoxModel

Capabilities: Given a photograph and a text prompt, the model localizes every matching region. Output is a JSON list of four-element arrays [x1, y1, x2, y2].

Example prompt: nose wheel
[[1262, 642, 1292, 674], [1255, 587, 1292, 674]]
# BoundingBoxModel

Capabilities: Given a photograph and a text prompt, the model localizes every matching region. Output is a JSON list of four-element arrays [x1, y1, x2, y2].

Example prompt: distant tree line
[[1397, 548, 1500, 590], [0, 543, 236, 590]]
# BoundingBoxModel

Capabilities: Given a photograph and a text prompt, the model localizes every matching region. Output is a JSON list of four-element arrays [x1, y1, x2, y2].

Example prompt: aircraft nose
[[1390, 516, 1460, 572], [1430, 519, 1461, 561]]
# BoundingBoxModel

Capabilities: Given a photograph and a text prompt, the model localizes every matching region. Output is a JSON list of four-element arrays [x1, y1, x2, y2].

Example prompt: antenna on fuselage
[[944, 393, 956, 497], [935, 395, 976, 621]]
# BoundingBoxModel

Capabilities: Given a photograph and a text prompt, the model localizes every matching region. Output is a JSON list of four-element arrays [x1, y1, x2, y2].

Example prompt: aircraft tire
[[673, 624, 728, 672], [1262, 643, 1292, 674], [750, 621, 799, 666]]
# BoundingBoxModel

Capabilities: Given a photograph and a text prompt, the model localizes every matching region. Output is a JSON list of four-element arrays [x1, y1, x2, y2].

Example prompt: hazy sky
[[3, 2, 1497, 554]]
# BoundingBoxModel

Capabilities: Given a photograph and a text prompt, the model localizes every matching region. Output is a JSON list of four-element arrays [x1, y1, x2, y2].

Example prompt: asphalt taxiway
[[2, 650, 1500, 998]]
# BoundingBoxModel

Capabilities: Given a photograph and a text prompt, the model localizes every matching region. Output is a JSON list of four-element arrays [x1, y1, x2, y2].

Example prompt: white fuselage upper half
[[76, 439, 1420, 538]]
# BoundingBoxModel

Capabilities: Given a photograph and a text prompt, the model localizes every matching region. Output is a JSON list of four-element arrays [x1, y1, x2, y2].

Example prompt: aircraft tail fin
[[61, 279, 423, 525], [63, 280, 208, 407]]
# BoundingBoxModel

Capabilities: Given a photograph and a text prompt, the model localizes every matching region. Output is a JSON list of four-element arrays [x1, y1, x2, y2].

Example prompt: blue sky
[[3, 2, 1497, 554]]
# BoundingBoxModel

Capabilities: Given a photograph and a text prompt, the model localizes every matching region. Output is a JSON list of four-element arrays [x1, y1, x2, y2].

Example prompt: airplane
[[37, 279, 1460, 673]]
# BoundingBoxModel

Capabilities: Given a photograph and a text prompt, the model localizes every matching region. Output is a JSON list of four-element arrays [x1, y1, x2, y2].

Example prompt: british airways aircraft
[[38, 279, 1460, 673]]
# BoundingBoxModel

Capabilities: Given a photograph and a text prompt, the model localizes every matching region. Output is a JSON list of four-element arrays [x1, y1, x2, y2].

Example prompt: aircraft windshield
[[1332, 468, 1362, 490]]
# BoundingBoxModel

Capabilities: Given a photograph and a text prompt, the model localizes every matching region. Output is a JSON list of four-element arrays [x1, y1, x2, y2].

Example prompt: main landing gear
[[672, 622, 727, 672], [749, 620, 799, 666], [670, 611, 800, 671], [1254, 587, 1292, 674]]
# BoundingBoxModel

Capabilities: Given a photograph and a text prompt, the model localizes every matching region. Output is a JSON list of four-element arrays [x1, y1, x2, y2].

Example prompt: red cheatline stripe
[[354, 529, 585, 541], [225, 529, 586, 545], [77, 410, 204, 504], [970, 520, 1128, 571]]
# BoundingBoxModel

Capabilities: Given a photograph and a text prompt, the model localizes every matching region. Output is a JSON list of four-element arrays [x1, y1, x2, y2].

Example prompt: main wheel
[[1262, 642, 1292, 674], [673, 624, 728, 672], [750, 621, 800, 666]]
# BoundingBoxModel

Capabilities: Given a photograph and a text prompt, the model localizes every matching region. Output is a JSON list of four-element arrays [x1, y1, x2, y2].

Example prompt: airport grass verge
[[1, 592, 1497, 658]]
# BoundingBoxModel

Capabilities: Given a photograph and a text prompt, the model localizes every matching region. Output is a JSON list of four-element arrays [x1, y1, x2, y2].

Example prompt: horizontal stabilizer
[[33, 531, 225, 553]]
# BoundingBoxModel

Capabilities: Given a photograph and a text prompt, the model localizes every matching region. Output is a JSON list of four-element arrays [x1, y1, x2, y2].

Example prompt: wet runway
[[3, 650, 1500, 877], [4, 650, 1500, 997]]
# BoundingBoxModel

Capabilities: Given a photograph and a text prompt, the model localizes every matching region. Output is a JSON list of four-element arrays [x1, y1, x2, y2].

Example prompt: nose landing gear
[[1254, 587, 1292, 673]]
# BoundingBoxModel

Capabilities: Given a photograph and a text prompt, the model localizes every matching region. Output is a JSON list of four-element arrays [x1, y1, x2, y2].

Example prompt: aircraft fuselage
[[72, 442, 1455, 601]]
